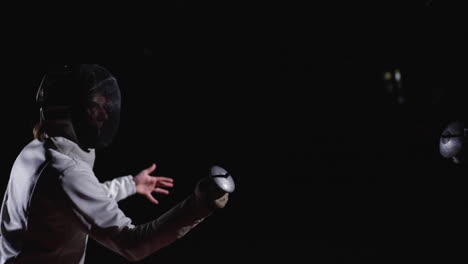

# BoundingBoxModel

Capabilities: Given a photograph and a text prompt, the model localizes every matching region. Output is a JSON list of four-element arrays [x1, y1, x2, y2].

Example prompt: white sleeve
[[101, 176, 136, 202], [59, 162, 214, 262]]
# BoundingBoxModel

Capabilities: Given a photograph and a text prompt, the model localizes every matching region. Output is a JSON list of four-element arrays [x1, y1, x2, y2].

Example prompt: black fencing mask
[[37, 64, 121, 150]]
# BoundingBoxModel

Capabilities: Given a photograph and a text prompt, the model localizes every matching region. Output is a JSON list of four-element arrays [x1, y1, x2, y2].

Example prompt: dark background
[[1, 1, 468, 263]]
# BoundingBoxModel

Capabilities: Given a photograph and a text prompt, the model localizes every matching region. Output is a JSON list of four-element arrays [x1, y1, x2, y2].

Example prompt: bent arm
[[101, 176, 136, 202], [60, 164, 217, 262]]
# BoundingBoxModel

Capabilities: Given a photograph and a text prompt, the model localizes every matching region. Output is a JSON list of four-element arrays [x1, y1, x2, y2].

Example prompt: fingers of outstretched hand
[[153, 187, 170, 195], [146, 193, 159, 205], [155, 177, 173, 182], [156, 180, 174, 188], [145, 163, 157, 174]]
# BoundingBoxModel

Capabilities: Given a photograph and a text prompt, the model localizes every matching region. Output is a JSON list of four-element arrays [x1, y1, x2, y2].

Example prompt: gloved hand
[[194, 166, 235, 210]]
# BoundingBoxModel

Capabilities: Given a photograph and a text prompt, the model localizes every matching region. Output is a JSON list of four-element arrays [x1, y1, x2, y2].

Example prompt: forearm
[[93, 192, 214, 262], [101, 175, 136, 201]]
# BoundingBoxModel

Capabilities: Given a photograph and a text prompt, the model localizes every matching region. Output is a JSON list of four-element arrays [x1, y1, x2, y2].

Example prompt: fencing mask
[[36, 64, 121, 150]]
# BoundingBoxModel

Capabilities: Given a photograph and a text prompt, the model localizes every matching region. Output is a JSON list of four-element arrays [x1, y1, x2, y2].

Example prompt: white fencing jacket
[[0, 137, 214, 263]]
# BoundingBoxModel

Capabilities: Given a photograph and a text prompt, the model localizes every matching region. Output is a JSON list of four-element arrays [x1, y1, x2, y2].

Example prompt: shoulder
[[47, 148, 94, 179], [47, 148, 104, 195], [47, 148, 77, 172]]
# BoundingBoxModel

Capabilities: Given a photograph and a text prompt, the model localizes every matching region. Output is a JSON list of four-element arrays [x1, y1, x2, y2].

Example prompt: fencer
[[0, 64, 232, 263]]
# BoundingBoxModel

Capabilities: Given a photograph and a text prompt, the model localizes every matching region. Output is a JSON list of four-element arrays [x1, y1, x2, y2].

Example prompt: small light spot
[[394, 69, 401, 82], [383, 72, 392, 80]]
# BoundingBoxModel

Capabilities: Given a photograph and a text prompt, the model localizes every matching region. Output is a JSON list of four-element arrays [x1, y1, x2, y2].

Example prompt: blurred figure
[[383, 67, 406, 104]]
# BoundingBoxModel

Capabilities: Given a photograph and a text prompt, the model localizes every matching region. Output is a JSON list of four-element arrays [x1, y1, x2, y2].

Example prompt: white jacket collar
[[47, 137, 96, 168]]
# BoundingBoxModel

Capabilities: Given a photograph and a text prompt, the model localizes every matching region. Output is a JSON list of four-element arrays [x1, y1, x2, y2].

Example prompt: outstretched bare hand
[[133, 164, 174, 205]]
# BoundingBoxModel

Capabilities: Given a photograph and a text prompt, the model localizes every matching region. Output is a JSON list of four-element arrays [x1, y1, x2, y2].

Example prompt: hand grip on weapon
[[195, 165, 235, 209]]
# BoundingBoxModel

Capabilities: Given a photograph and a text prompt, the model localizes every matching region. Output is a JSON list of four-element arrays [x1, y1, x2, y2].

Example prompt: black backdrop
[[1, 2, 468, 263]]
